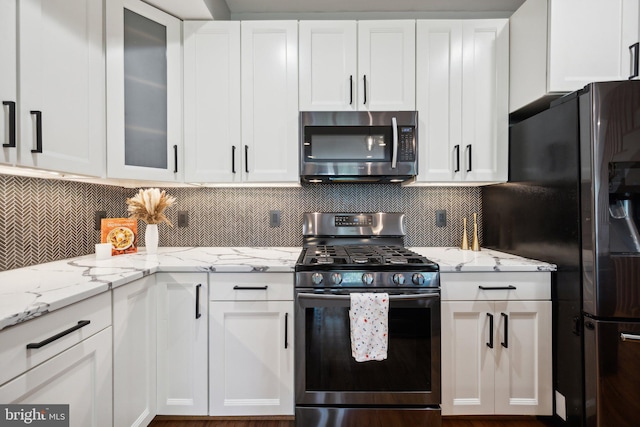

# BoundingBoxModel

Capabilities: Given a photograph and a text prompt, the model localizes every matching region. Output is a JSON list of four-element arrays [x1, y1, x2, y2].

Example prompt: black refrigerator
[[483, 80, 640, 427]]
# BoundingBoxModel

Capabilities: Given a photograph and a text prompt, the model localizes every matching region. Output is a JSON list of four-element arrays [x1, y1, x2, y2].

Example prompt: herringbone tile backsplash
[[0, 174, 482, 272]]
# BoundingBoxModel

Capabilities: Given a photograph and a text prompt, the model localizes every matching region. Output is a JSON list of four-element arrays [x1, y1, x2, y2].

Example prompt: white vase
[[145, 223, 159, 254]]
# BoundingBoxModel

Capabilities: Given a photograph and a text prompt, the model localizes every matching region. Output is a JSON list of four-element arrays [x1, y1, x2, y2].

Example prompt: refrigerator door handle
[[621, 333, 640, 342]]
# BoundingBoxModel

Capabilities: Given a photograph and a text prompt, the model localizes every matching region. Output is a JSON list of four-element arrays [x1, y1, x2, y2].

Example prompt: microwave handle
[[391, 116, 398, 169]]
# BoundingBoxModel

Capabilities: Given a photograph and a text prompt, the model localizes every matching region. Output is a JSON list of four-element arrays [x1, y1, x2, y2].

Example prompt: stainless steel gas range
[[294, 212, 441, 427]]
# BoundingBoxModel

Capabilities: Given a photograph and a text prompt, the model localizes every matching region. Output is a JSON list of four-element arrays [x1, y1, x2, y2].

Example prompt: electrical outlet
[[270, 210, 281, 228], [178, 211, 189, 228], [94, 211, 107, 231], [435, 210, 446, 227]]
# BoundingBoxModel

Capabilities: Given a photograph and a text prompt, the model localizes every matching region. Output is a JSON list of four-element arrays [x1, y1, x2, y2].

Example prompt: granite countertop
[[0, 246, 555, 332]]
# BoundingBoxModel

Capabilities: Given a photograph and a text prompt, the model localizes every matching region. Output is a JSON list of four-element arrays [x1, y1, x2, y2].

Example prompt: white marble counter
[[411, 247, 557, 272], [0, 247, 300, 332], [0, 246, 554, 332]]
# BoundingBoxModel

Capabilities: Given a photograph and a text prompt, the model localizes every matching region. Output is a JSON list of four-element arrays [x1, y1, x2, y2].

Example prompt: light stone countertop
[[0, 246, 554, 332]]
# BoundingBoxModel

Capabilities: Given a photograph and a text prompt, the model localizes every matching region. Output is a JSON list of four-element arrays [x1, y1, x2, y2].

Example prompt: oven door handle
[[296, 292, 439, 301]]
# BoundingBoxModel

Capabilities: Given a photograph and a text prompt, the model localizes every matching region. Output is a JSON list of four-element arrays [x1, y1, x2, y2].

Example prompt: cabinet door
[[210, 300, 294, 416], [416, 20, 463, 182], [183, 21, 241, 183], [299, 21, 358, 111], [0, 0, 16, 166], [0, 328, 113, 427], [548, 0, 639, 92], [358, 20, 416, 111], [241, 21, 299, 183], [441, 301, 495, 416], [106, 0, 183, 182], [494, 300, 552, 415], [460, 19, 508, 183], [113, 276, 157, 427], [18, 0, 104, 176], [156, 273, 208, 415]]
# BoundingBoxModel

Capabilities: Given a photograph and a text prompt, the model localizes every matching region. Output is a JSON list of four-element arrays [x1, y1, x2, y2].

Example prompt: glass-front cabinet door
[[106, 0, 182, 182]]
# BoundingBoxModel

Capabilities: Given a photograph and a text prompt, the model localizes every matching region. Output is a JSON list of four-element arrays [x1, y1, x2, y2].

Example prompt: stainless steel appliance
[[483, 80, 640, 427], [299, 111, 418, 183], [295, 212, 441, 427]]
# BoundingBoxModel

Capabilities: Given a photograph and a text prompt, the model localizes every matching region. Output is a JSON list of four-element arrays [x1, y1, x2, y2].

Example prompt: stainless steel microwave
[[299, 111, 418, 183]]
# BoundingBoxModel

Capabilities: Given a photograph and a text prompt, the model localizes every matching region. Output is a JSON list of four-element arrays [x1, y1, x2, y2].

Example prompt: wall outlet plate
[[270, 210, 281, 228], [436, 210, 446, 227], [178, 211, 189, 228]]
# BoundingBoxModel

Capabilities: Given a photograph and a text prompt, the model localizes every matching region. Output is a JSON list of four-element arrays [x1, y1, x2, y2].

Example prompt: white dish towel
[[349, 292, 389, 362]]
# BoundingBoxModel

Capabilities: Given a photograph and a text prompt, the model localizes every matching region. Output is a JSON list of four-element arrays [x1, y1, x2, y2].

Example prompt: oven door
[[295, 288, 440, 406]]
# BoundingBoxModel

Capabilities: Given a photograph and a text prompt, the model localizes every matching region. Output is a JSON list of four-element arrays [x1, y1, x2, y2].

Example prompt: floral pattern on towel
[[349, 292, 389, 362]]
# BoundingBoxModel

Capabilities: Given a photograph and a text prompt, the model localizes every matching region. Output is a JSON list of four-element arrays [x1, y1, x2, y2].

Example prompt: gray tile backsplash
[[0, 174, 482, 271]]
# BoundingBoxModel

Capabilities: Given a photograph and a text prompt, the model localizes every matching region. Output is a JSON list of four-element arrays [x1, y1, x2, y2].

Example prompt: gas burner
[[315, 257, 334, 264], [352, 257, 369, 264], [387, 257, 408, 265]]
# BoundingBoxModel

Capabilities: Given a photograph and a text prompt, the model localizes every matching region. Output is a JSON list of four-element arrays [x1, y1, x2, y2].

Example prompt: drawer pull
[[478, 285, 516, 291], [26, 320, 91, 349], [621, 333, 640, 342], [233, 285, 268, 291]]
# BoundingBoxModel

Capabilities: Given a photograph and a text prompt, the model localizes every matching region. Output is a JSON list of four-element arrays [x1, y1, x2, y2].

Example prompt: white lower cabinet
[[113, 276, 157, 427], [0, 328, 112, 427], [156, 273, 208, 415], [0, 293, 113, 427], [441, 272, 552, 416], [209, 273, 294, 416]]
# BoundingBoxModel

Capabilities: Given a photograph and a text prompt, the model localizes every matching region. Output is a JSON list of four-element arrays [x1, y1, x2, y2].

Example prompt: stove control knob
[[392, 273, 406, 285], [331, 273, 343, 285], [311, 273, 324, 285], [362, 273, 375, 285], [412, 273, 426, 286]]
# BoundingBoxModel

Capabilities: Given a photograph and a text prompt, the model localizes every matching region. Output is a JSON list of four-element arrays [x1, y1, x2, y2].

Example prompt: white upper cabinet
[[17, 0, 105, 177], [299, 20, 415, 111], [510, 0, 640, 112], [183, 21, 241, 183], [241, 21, 299, 183], [106, 0, 183, 182], [358, 20, 416, 111], [0, 0, 16, 166], [416, 19, 508, 183], [299, 21, 358, 111]]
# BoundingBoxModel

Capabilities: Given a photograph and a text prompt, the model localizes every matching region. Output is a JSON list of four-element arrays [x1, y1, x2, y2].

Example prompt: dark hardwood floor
[[149, 416, 553, 427]]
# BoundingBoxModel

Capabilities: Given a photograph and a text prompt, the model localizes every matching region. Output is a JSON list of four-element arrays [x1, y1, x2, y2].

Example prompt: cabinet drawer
[[0, 292, 111, 386], [210, 273, 293, 301], [441, 272, 551, 301]]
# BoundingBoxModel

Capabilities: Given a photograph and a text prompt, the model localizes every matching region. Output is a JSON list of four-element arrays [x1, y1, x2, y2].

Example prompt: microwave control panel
[[398, 126, 416, 161]]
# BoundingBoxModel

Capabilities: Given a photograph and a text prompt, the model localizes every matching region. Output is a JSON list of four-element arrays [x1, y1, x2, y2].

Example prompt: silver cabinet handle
[[621, 333, 640, 342], [391, 116, 398, 169]]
